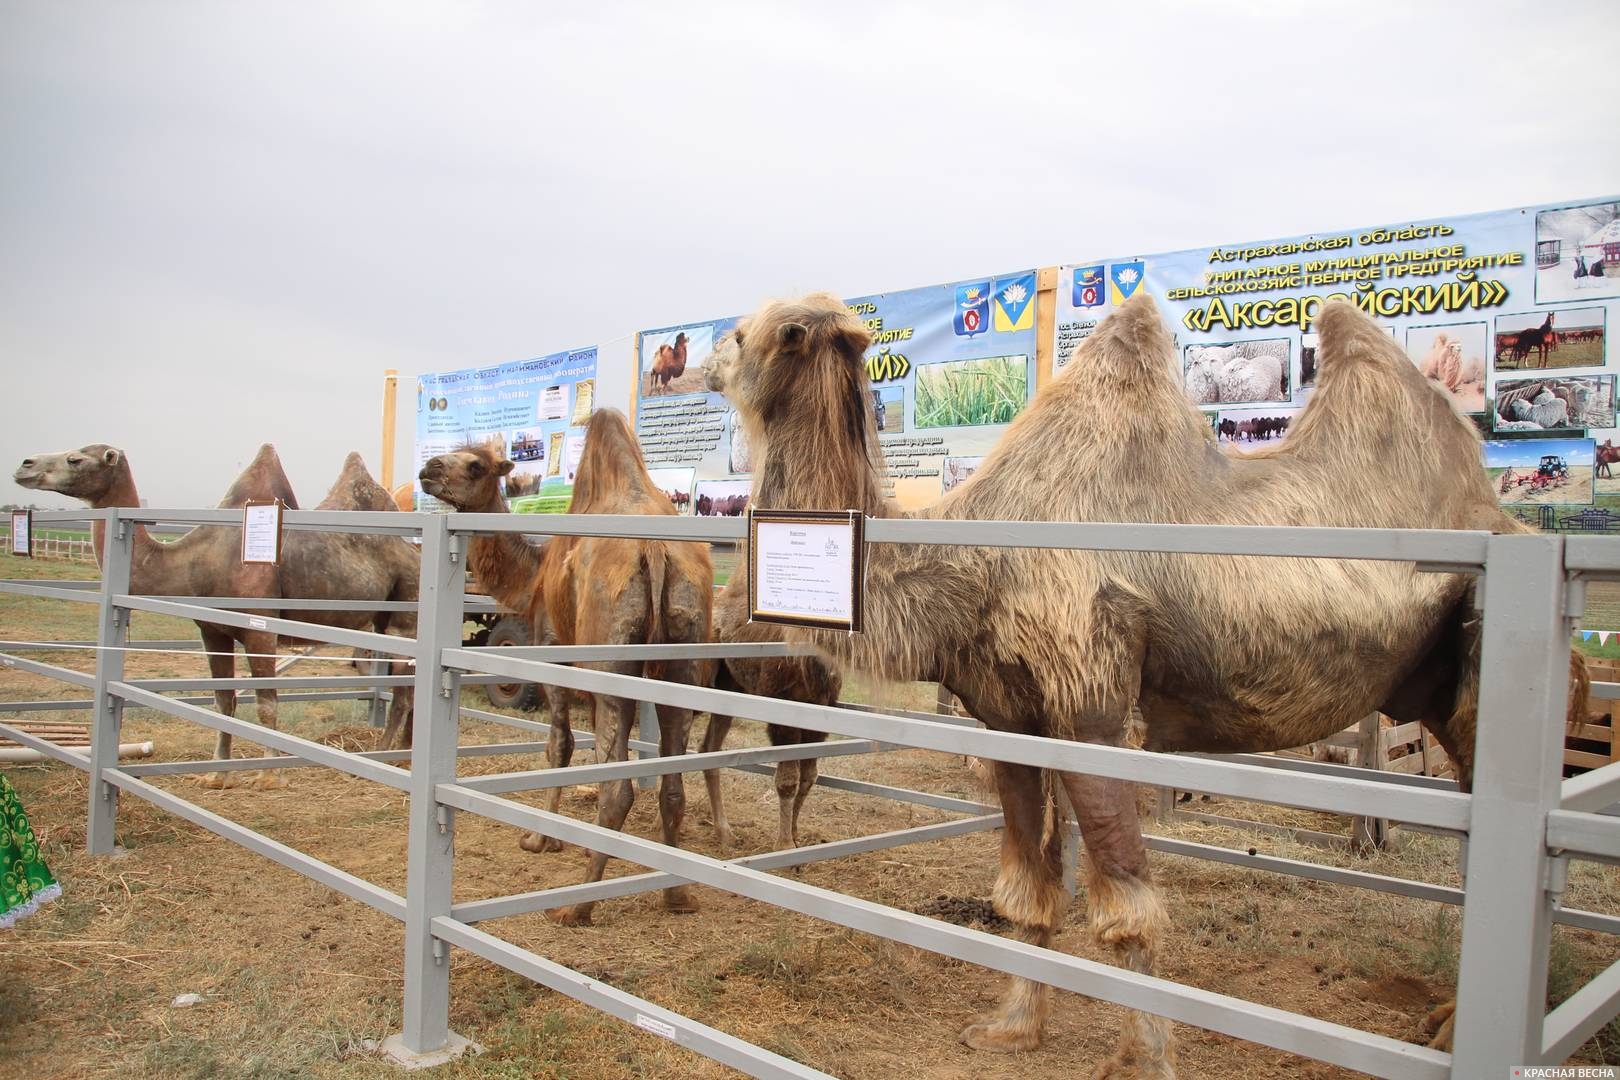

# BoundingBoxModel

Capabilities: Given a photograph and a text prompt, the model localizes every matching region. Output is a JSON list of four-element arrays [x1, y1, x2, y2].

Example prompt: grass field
[[914, 356, 1027, 429], [2, 551, 1618, 1076]]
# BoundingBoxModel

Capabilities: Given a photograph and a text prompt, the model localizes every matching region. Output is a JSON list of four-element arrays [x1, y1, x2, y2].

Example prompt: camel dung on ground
[[419, 408, 715, 925], [706, 290, 1588, 1074]]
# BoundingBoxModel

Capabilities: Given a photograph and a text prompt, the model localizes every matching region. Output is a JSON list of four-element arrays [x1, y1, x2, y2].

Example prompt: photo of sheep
[[647, 467, 694, 513], [870, 385, 904, 434], [727, 410, 753, 473], [1405, 322, 1487, 414], [941, 455, 984, 495], [1493, 375, 1616, 434], [913, 355, 1028, 428], [1183, 338, 1291, 406], [1484, 438, 1594, 507], [1536, 201, 1620, 304], [1215, 406, 1300, 447], [1493, 307, 1607, 372], [694, 478, 751, 518], [640, 323, 715, 399]]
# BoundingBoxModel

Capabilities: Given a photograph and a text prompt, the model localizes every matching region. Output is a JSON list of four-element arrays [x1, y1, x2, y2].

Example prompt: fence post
[[363, 650, 388, 730], [87, 510, 132, 855], [1450, 533, 1568, 1075], [635, 699, 659, 792], [387, 514, 477, 1065]]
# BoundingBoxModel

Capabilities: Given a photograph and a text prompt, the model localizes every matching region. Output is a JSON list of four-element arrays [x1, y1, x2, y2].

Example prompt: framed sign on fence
[[240, 500, 284, 564], [748, 508, 865, 633], [9, 509, 31, 558]]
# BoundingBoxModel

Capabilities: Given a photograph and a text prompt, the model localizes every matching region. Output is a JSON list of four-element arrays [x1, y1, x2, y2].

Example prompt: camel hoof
[[1090, 1056, 1176, 1080], [195, 772, 236, 790], [663, 888, 699, 915], [546, 905, 593, 927], [713, 824, 736, 849], [958, 1016, 1041, 1054], [1424, 1001, 1455, 1051], [252, 772, 290, 791], [517, 832, 561, 854]]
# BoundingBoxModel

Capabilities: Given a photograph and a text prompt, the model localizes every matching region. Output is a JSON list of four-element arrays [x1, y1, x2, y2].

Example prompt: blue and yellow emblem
[[1072, 265, 1104, 309], [992, 273, 1036, 333], [1109, 262, 1146, 305], [954, 282, 990, 337]]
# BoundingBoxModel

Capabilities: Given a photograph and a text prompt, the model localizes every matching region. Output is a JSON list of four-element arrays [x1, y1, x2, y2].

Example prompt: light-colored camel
[[419, 408, 714, 925], [13, 446, 422, 786], [705, 291, 1589, 1075]]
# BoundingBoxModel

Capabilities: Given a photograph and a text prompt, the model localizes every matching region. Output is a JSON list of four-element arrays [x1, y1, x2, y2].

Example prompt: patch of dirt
[[913, 894, 1010, 932]]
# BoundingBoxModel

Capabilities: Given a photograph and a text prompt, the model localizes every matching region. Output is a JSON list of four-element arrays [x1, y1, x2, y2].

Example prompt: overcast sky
[[5, 1, 1619, 507]]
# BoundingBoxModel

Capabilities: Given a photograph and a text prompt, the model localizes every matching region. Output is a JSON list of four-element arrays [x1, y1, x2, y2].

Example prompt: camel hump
[[219, 442, 299, 509], [316, 451, 395, 512], [1065, 289, 1176, 381], [1313, 299, 1411, 377]]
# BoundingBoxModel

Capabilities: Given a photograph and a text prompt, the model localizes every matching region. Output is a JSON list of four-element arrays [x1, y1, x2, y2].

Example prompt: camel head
[[418, 445, 512, 511], [707, 293, 874, 445], [13, 444, 128, 502]]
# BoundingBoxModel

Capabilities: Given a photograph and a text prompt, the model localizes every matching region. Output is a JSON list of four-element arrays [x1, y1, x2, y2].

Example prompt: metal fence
[[3, 505, 1620, 1078]]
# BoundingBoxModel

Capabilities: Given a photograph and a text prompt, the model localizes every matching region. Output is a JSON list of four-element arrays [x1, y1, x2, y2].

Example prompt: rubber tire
[[484, 616, 539, 711]]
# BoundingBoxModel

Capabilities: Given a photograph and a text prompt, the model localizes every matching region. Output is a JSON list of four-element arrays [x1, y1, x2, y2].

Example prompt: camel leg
[[195, 626, 241, 790], [547, 686, 636, 927], [699, 712, 735, 848], [1061, 771, 1175, 1080], [244, 631, 288, 791], [653, 694, 698, 914], [959, 761, 1066, 1054], [788, 755, 819, 847], [520, 682, 573, 855]]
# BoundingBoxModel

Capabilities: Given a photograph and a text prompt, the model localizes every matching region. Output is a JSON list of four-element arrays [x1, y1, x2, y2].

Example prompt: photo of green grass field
[[913, 355, 1028, 429]]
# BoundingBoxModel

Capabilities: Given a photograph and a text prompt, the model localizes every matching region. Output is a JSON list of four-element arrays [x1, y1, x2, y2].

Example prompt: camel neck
[[87, 469, 159, 569], [462, 498, 544, 619], [753, 433, 890, 519]]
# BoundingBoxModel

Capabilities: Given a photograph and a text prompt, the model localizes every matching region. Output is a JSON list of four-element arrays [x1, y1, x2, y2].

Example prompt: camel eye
[[68, 456, 83, 465], [468, 460, 485, 478]]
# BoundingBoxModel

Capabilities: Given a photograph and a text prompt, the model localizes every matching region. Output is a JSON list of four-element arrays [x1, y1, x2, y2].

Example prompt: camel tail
[[1569, 649, 1591, 734], [645, 542, 667, 648]]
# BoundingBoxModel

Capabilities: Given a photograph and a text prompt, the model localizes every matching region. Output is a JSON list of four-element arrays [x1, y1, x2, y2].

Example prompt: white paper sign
[[241, 501, 282, 564], [9, 510, 30, 557], [750, 510, 863, 631], [563, 433, 586, 484], [540, 384, 568, 421]]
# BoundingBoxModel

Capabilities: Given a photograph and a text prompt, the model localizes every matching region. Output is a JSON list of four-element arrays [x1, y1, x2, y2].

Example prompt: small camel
[[647, 332, 689, 396], [14, 446, 421, 787], [705, 291, 1589, 1075], [420, 408, 714, 925]]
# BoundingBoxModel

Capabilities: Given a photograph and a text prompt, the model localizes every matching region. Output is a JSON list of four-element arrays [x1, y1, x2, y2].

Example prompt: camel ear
[[102, 448, 121, 467], [778, 322, 807, 350], [496, 459, 514, 476]]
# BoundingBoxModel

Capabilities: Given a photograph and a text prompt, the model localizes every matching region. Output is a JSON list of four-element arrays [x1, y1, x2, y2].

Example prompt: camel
[[647, 332, 689, 396], [704, 291, 1590, 1075], [13, 446, 422, 787], [419, 408, 714, 925]]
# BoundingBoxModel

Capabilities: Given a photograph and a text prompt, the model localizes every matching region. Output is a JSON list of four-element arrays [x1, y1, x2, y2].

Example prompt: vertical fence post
[[363, 650, 388, 730], [87, 510, 132, 855], [1450, 533, 1568, 1075], [388, 514, 475, 1064], [634, 699, 659, 792]]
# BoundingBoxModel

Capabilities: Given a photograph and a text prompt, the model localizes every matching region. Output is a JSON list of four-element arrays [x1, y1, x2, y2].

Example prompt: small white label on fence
[[249, 617, 267, 631], [633, 1013, 678, 1041]]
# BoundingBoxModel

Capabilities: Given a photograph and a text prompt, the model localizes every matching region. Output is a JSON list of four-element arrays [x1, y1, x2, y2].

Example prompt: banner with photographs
[[413, 346, 599, 513], [633, 272, 1040, 512], [1051, 196, 1620, 529]]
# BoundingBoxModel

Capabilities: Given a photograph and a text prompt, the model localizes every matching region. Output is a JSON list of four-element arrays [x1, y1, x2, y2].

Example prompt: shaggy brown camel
[[13, 446, 422, 784], [705, 291, 1589, 1075], [647, 331, 689, 395], [419, 408, 714, 924]]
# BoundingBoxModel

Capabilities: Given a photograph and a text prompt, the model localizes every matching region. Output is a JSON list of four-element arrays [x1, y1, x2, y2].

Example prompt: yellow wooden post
[[1034, 266, 1058, 394], [380, 368, 399, 490]]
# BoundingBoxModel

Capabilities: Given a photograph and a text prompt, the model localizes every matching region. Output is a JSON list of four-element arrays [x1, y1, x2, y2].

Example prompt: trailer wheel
[[484, 616, 539, 711]]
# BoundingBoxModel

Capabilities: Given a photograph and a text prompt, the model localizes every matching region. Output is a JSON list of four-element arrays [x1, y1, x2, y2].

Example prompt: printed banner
[[633, 272, 1040, 512], [1052, 197, 1620, 530], [413, 346, 599, 513]]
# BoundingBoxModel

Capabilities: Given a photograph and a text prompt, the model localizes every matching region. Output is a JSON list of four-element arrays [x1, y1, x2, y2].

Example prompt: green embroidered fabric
[[1, 772, 59, 928]]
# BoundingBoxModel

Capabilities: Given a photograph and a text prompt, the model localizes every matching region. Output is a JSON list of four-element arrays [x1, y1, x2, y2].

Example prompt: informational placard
[[240, 500, 283, 564], [9, 509, 31, 557], [1051, 195, 1620, 531], [748, 509, 864, 632], [414, 345, 600, 514], [635, 272, 1039, 512]]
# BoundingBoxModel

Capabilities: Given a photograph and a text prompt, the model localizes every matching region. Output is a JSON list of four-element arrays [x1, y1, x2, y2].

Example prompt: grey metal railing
[[1, 504, 1617, 1077]]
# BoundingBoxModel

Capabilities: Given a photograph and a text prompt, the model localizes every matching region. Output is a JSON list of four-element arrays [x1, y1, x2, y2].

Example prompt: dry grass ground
[[2, 550, 1618, 1078]]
